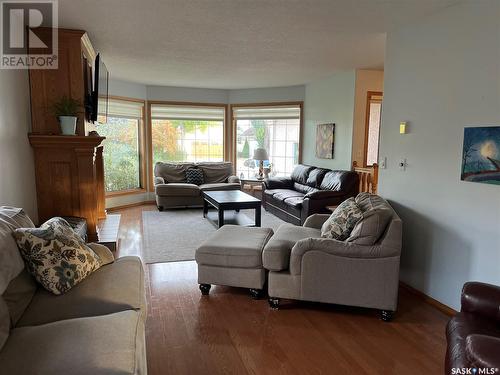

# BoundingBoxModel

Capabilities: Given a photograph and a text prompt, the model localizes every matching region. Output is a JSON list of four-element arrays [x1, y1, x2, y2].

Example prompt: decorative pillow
[[186, 168, 204, 185], [13, 217, 103, 295], [320, 198, 363, 240], [347, 207, 393, 245]]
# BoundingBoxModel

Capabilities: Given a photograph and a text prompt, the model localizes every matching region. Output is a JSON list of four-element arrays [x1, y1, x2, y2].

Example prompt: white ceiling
[[58, 0, 459, 89]]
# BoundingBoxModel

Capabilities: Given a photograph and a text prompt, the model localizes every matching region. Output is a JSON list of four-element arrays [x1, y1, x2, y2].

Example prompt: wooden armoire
[[28, 28, 106, 241]]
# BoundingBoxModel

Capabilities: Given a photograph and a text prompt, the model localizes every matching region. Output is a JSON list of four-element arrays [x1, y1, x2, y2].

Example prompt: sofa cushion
[[284, 196, 304, 208], [320, 198, 363, 241], [155, 183, 200, 197], [199, 183, 241, 192], [293, 182, 318, 194], [0, 207, 34, 294], [0, 297, 9, 351], [320, 170, 357, 191], [198, 162, 233, 183], [272, 189, 304, 202], [16, 256, 145, 327], [263, 223, 321, 271], [13, 217, 102, 295], [186, 167, 204, 185], [154, 162, 194, 183], [2, 270, 36, 326], [290, 164, 314, 185], [0, 310, 145, 375], [196, 225, 273, 268], [306, 168, 328, 188]]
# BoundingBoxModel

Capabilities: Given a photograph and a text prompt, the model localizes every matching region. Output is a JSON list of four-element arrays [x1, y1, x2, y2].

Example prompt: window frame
[[100, 95, 147, 197], [229, 101, 304, 176], [147, 101, 229, 192], [363, 91, 383, 167]]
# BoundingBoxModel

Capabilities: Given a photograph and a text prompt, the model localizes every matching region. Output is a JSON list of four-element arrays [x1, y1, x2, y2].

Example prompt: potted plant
[[52, 95, 81, 135]]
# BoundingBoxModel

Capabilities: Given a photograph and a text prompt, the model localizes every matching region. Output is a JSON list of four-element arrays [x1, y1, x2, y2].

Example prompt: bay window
[[150, 103, 225, 168], [232, 104, 302, 178], [97, 98, 145, 194]]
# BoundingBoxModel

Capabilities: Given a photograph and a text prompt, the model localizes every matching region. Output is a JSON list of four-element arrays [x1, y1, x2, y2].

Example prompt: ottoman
[[195, 225, 274, 298]]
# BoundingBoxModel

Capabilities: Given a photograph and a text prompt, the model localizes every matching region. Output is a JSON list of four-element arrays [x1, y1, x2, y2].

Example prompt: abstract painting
[[461, 126, 500, 185], [316, 123, 335, 159]]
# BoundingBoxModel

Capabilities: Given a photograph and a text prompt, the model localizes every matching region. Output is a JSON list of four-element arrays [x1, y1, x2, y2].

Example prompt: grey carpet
[[142, 208, 286, 264]]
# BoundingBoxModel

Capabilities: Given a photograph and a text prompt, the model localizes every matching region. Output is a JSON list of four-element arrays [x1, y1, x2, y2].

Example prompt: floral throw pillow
[[13, 217, 103, 295], [320, 198, 363, 241]]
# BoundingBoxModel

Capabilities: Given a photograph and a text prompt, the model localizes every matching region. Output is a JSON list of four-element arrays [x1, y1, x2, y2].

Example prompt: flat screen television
[[91, 53, 109, 123]]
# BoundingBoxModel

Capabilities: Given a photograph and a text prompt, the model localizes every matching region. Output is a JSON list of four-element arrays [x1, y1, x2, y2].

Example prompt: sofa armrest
[[289, 237, 400, 275], [466, 334, 500, 369], [228, 175, 240, 184], [303, 190, 345, 200], [154, 176, 165, 185], [461, 282, 500, 321], [263, 177, 293, 190], [303, 214, 331, 229]]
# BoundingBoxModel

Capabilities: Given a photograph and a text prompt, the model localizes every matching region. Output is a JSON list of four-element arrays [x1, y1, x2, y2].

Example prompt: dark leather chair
[[445, 282, 500, 374], [262, 164, 359, 225]]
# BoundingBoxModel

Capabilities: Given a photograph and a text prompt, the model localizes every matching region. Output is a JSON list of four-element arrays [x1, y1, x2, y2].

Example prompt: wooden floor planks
[[114, 204, 449, 375]]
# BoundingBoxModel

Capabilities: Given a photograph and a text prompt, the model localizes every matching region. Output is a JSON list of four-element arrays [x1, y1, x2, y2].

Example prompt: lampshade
[[253, 148, 269, 161]]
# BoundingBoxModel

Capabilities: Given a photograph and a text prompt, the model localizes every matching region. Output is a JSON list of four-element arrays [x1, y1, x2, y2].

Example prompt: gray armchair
[[262, 193, 402, 321]]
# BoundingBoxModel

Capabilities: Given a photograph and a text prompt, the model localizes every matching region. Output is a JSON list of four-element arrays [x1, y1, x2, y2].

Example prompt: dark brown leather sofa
[[262, 164, 359, 225], [445, 282, 500, 374]]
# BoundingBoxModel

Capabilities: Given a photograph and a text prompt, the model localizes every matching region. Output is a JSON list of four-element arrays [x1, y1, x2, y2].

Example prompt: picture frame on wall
[[461, 126, 500, 186], [316, 123, 335, 159]]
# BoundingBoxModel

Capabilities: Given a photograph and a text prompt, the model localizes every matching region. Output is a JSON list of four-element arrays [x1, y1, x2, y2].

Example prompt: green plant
[[52, 95, 81, 117]]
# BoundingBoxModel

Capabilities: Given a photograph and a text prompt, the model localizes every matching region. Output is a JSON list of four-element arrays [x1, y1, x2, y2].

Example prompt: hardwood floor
[[113, 204, 449, 375]]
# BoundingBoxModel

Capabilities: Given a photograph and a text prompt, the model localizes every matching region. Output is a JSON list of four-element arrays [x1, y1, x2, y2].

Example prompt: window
[[150, 104, 225, 168], [365, 92, 383, 166], [97, 98, 145, 193], [233, 104, 301, 178]]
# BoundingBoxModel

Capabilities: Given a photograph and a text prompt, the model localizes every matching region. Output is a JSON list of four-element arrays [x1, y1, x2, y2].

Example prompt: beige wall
[[351, 69, 384, 167], [0, 70, 38, 221]]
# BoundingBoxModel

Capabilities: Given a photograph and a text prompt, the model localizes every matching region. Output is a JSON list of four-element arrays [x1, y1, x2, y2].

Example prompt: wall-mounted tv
[[91, 53, 109, 123]]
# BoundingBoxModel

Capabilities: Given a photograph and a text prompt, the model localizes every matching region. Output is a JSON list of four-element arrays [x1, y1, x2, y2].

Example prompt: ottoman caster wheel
[[199, 284, 211, 295], [268, 297, 280, 309], [381, 310, 394, 322], [249, 288, 263, 299], [157, 206, 164, 212]]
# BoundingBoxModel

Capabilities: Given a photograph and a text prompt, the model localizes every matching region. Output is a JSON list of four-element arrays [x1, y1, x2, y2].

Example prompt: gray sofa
[[0, 207, 147, 374], [154, 161, 240, 210], [262, 193, 402, 321]]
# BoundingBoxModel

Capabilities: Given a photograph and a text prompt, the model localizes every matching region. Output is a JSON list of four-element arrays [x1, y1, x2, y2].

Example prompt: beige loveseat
[[0, 207, 147, 374], [154, 161, 240, 210], [262, 193, 402, 321]]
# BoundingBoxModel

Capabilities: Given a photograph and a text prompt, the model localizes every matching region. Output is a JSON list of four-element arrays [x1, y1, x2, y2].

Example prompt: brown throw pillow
[[13, 217, 103, 295]]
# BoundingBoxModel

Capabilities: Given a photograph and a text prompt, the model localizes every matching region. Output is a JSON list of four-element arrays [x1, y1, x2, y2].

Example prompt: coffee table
[[202, 190, 261, 228]]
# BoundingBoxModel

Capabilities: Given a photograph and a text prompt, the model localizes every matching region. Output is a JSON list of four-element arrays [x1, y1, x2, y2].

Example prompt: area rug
[[142, 208, 285, 264]]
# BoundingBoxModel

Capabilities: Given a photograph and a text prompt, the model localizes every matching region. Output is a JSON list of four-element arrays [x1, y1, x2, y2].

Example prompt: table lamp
[[253, 148, 269, 179]]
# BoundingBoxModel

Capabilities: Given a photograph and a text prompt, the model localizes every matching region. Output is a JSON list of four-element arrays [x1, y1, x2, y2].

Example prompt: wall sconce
[[399, 121, 407, 134]]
